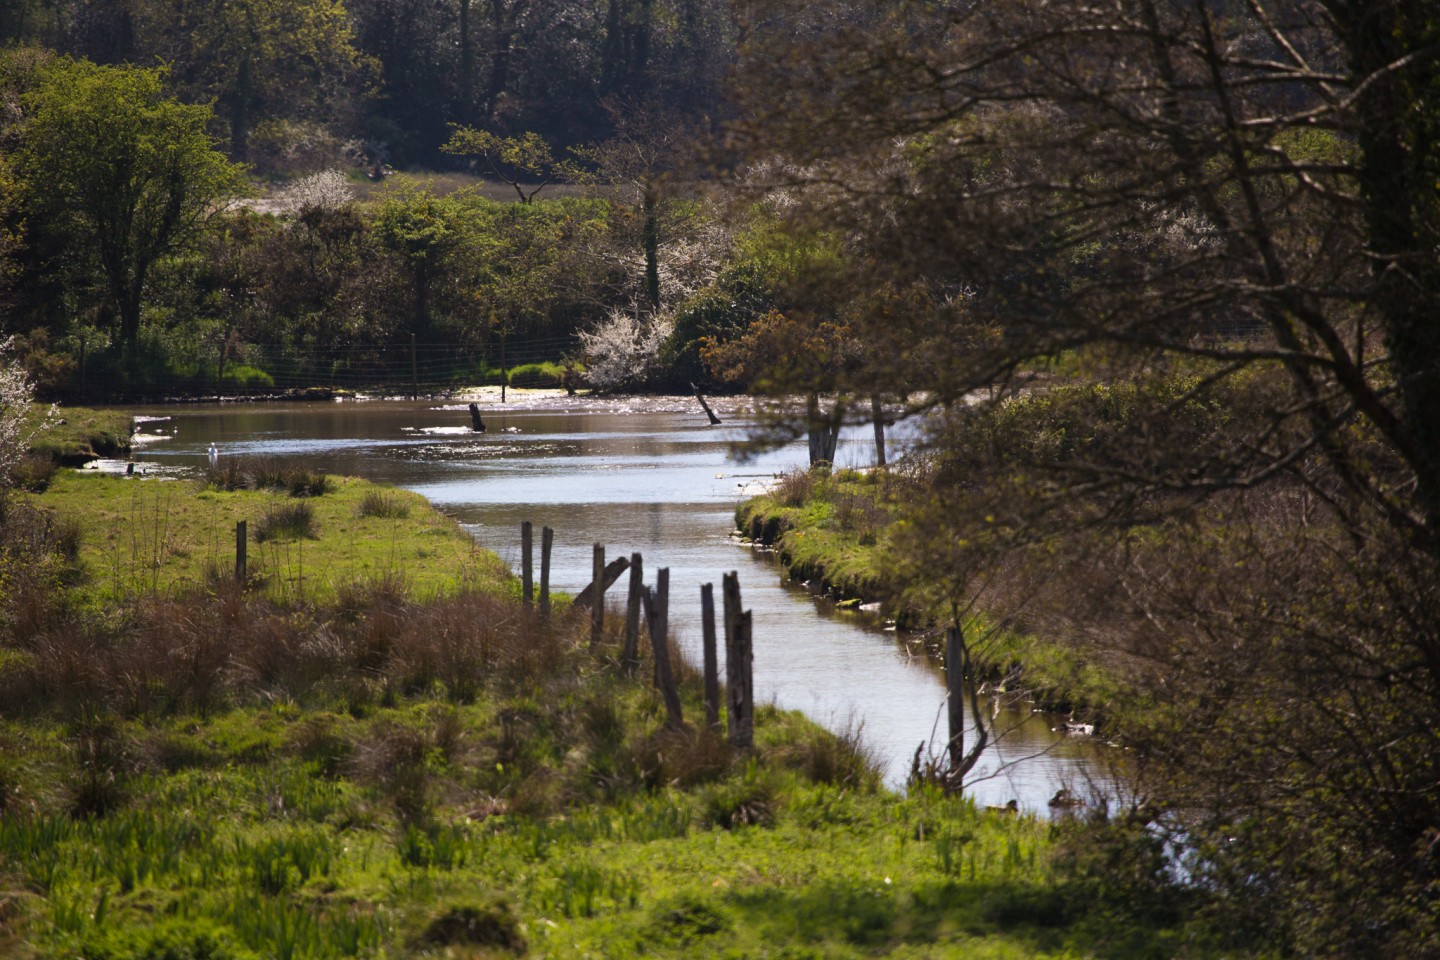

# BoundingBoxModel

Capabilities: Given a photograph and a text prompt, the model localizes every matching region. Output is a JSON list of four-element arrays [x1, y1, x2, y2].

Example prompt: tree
[[16, 59, 248, 344], [0, 156, 20, 307], [135, 0, 370, 162], [731, 0, 1440, 952], [0, 336, 46, 486], [441, 128, 571, 202], [572, 106, 696, 314], [370, 185, 468, 341]]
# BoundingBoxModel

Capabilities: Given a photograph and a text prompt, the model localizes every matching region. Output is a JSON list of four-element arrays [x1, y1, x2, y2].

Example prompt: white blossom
[[0, 337, 51, 486], [578, 308, 675, 391], [276, 169, 354, 216]]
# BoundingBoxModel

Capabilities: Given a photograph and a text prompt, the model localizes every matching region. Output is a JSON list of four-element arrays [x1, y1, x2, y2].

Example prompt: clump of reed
[[202, 457, 334, 497], [253, 501, 318, 542], [356, 490, 410, 519]]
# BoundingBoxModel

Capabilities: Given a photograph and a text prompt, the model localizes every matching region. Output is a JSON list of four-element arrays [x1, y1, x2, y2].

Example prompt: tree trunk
[[1346, 4, 1440, 539], [871, 394, 886, 467], [806, 393, 843, 466], [229, 58, 251, 161], [642, 185, 660, 313], [458, 0, 474, 121]]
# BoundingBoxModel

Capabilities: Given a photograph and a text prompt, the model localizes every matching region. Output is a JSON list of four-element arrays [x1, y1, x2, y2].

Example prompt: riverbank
[[735, 468, 1130, 726], [0, 462, 1224, 960]]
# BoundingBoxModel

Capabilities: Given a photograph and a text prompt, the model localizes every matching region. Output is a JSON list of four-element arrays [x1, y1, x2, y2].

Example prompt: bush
[[417, 897, 525, 954], [699, 767, 779, 829], [505, 361, 566, 388]]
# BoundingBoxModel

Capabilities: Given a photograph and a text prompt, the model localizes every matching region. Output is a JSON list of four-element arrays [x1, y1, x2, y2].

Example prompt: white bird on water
[[208, 443, 218, 469]]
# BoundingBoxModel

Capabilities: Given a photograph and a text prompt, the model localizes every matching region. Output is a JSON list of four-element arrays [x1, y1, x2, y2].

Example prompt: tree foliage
[[731, 0, 1440, 952], [15, 59, 248, 344], [137, 0, 372, 162]]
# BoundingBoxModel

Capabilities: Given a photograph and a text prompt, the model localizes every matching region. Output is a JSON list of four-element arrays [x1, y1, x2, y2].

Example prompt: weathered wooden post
[[651, 567, 669, 687], [645, 568, 683, 728], [722, 572, 754, 749], [945, 625, 965, 773], [701, 583, 721, 729], [733, 611, 754, 749], [521, 521, 534, 604], [591, 543, 604, 646], [624, 552, 644, 675], [539, 526, 553, 617], [691, 383, 722, 425], [235, 520, 247, 583], [410, 333, 419, 400]]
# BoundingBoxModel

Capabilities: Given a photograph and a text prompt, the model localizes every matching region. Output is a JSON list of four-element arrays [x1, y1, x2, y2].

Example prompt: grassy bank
[[735, 469, 1132, 722], [30, 469, 510, 607], [19, 406, 134, 471]]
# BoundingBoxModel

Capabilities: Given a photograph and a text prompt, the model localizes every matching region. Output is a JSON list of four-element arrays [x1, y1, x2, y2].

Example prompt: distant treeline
[[0, 0, 743, 168]]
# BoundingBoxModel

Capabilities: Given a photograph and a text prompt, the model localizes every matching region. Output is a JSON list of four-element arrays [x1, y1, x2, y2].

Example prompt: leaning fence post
[[521, 521, 534, 605], [235, 520, 247, 584], [624, 552, 644, 675], [701, 583, 720, 729], [539, 526, 553, 617], [591, 543, 605, 646], [646, 568, 683, 728]]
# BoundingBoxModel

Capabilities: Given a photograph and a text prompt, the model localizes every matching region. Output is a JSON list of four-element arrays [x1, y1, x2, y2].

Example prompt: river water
[[124, 394, 1118, 812]]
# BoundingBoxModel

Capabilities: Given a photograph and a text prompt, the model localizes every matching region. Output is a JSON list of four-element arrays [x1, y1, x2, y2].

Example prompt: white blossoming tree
[[0, 337, 47, 487], [275, 168, 354, 216], [578, 309, 675, 392]]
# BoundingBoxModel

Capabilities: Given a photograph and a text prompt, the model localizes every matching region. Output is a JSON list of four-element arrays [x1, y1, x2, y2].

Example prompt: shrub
[[505, 361, 566, 388], [772, 468, 818, 508], [417, 897, 525, 954], [699, 767, 779, 829]]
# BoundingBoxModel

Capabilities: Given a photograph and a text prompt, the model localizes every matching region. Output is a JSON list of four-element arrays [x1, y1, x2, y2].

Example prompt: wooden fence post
[[521, 521, 533, 605], [701, 583, 720, 729], [624, 552, 644, 675], [722, 572, 753, 749], [733, 611, 754, 749], [235, 520, 247, 584], [591, 543, 604, 646], [646, 568, 683, 728], [539, 526, 553, 617]]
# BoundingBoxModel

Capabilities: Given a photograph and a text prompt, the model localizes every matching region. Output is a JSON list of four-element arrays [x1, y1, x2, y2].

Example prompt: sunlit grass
[[31, 470, 512, 605]]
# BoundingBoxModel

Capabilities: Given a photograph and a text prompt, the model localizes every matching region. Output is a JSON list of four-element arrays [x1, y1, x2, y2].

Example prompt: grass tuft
[[356, 490, 410, 519], [253, 501, 318, 542]]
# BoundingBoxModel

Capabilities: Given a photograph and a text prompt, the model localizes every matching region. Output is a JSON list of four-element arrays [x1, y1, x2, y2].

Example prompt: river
[[122, 393, 1119, 812]]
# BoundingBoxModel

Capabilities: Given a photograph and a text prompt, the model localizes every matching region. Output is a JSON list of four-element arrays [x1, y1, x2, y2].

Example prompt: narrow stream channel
[[124, 394, 1120, 812]]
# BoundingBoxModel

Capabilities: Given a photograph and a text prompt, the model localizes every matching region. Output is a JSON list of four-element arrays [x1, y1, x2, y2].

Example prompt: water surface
[[127, 395, 1119, 810]]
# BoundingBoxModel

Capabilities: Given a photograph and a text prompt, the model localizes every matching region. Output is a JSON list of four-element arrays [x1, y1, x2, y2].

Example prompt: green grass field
[[34, 470, 513, 606]]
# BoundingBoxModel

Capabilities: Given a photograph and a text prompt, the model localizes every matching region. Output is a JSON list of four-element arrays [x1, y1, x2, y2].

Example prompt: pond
[[123, 393, 1121, 812]]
